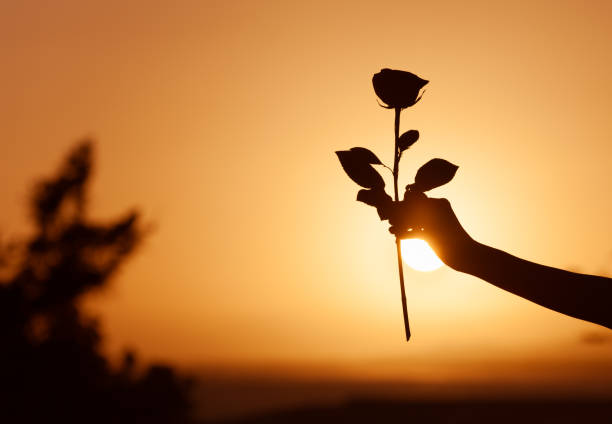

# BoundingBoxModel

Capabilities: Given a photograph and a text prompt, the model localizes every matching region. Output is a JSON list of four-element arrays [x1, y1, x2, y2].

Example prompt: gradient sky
[[2, 0, 612, 381]]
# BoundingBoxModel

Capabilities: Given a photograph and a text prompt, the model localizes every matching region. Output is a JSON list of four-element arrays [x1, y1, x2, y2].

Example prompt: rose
[[372, 69, 428, 109], [335, 68, 451, 342]]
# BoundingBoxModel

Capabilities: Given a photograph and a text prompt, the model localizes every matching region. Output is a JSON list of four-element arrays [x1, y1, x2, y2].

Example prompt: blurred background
[[2, 0, 611, 422]]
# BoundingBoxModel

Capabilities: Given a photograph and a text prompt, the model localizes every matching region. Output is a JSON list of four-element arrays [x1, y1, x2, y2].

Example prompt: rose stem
[[393, 107, 411, 341]]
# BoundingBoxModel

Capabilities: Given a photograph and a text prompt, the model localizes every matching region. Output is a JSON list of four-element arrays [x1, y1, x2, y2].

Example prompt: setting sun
[[400, 239, 444, 272]]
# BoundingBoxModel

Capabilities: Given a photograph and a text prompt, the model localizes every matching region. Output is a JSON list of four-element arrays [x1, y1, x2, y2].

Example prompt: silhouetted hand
[[390, 197, 612, 330], [389, 197, 475, 272]]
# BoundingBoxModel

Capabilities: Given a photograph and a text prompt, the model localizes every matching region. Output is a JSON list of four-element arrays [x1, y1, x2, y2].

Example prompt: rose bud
[[372, 69, 429, 109]]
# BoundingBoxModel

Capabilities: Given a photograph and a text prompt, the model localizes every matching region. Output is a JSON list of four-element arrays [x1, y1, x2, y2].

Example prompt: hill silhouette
[[0, 141, 196, 423], [218, 398, 612, 424]]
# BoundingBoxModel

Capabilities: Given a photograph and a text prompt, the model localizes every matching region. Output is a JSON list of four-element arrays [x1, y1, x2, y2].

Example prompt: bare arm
[[459, 241, 612, 329], [396, 198, 612, 329]]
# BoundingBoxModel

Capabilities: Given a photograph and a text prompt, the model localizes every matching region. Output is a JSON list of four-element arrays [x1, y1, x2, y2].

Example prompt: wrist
[[447, 237, 485, 274]]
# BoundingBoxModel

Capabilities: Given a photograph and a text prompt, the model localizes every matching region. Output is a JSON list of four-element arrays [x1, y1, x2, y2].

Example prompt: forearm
[[457, 241, 612, 329]]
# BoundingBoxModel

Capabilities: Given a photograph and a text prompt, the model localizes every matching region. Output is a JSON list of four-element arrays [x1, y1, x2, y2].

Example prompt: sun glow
[[400, 239, 444, 272]]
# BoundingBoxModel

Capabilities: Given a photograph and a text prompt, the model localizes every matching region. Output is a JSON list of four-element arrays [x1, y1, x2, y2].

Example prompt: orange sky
[[1, 0, 612, 382]]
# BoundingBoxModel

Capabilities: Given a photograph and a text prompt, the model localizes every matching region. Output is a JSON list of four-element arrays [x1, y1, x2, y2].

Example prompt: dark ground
[[216, 398, 612, 423]]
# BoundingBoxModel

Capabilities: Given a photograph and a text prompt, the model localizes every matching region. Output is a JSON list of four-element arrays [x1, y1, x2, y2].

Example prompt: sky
[[1, 0, 612, 385]]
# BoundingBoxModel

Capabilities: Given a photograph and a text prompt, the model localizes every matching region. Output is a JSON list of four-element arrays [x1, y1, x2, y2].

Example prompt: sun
[[400, 239, 444, 272]]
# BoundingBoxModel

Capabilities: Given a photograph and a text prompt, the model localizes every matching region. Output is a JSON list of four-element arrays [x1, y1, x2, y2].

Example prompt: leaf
[[356, 188, 393, 220], [398, 130, 419, 152], [412, 158, 458, 192], [336, 150, 385, 189], [349, 147, 382, 164]]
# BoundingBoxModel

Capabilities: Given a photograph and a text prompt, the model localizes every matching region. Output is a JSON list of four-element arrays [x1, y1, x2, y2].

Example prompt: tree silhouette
[[0, 141, 196, 423]]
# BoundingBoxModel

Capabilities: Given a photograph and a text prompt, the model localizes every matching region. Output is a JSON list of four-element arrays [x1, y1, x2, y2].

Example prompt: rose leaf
[[356, 188, 393, 220], [398, 130, 419, 152], [412, 158, 458, 192], [349, 147, 382, 164], [336, 150, 385, 189]]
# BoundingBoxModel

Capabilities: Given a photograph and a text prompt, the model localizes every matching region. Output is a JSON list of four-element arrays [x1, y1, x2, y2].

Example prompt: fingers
[[387, 197, 452, 239], [389, 225, 427, 239], [428, 197, 450, 205]]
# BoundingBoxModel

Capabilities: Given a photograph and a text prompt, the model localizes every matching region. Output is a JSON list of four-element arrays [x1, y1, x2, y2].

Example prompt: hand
[[390, 197, 476, 271]]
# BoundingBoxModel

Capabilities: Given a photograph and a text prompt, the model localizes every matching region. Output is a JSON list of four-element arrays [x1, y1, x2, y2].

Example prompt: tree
[[0, 141, 195, 423]]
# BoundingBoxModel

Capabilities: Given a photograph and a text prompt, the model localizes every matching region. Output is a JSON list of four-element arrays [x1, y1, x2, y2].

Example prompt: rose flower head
[[372, 69, 429, 109]]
